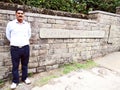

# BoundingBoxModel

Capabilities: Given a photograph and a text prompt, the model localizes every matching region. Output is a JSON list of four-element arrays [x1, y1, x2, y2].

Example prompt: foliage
[[0, 79, 4, 87], [62, 60, 97, 74], [1, 0, 120, 14], [37, 75, 58, 86]]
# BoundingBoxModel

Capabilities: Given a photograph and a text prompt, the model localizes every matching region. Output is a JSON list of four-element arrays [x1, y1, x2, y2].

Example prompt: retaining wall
[[0, 9, 120, 80]]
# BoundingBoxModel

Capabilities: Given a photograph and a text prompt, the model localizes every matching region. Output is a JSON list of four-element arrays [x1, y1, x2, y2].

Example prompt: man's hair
[[15, 8, 25, 13]]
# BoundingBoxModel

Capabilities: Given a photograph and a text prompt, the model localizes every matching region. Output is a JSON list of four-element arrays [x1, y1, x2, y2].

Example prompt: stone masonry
[[116, 7, 120, 14], [0, 9, 120, 81]]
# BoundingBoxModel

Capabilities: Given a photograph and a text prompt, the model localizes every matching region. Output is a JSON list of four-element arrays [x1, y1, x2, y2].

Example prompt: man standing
[[6, 8, 31, 89]]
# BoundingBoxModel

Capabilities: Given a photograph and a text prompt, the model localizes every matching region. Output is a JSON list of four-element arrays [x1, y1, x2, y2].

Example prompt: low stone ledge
[[89, 10, 120, 17]]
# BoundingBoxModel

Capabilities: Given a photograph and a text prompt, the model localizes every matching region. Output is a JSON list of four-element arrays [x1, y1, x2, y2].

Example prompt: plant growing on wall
[[1, 0, 120, 14]]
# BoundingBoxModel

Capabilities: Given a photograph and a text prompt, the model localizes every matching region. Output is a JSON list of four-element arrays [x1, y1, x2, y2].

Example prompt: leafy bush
[[1, 0, 120, 14]]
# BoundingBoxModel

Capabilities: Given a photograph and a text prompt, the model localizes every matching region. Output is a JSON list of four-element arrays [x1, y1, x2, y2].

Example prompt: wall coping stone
[[89, 10, 120, 17], [0, 9, 97, 23]]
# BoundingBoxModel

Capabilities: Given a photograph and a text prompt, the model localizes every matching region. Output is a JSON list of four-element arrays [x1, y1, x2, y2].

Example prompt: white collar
[[15, 19, 25, 24]]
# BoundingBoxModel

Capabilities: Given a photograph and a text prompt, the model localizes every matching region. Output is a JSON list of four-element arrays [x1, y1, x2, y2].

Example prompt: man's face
[[16, 10, 24, 22]]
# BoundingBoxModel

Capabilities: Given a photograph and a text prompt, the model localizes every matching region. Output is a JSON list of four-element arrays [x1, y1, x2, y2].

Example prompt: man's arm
[[28, 23, 31, 39], [6, 22, 11, 41]]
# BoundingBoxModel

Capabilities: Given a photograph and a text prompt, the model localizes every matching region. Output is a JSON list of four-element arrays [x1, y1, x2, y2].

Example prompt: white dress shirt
[[6, 19, 31, 46]]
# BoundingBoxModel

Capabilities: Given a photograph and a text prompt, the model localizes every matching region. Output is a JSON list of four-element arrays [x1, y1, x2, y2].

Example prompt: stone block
[[47, 19, 56, 24], [56, 20, 65, 24], [30, 50, 39, 57], [0, 14, 8, 20], [54, 48, 68, 54], [28, 68, 36, 73], [29, 62, 39, 68], [35, 18, 47, 23], [9, 15, 15, 20], [52, 24, 66, 29], [67, 43, 76, 48], [27, 16, 35, 21], [39, 50, 47, 55], [29, 57, 38, 63], [46, 64, 59, 71], [36, 66, 46, 73]]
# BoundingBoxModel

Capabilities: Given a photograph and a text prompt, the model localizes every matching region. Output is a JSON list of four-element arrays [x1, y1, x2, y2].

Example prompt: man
[[6, 8, 31, 89]]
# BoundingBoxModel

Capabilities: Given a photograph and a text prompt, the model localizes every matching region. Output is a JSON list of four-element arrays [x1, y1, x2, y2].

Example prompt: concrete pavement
[[94, 52, 120, 73], [1, 51, 120, 90], [31, 51, 120, 90]]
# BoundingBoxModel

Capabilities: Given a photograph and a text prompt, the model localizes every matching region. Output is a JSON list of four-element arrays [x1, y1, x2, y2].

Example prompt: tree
[[1, 0, 120, 14]]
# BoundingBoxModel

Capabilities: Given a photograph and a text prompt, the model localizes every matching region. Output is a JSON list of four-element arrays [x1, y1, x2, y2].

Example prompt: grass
[[0, 79, 4, 88], [28, 72, 34, 77], [0, 79, 4, 84], [35, 60, 97, 86], [38, 75, 58, 86], [62, 60, 97, 74]]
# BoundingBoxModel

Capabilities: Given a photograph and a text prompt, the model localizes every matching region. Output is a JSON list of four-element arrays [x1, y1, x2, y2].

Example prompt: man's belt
[[11, 45, 28, 48]]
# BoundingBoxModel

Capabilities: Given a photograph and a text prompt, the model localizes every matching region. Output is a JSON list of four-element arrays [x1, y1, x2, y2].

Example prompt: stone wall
[[0, 9, 120, 80], [116, 7, 120, 14]]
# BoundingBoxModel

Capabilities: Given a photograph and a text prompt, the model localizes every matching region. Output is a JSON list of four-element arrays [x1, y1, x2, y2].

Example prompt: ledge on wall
[[88, 10, 120, 20]]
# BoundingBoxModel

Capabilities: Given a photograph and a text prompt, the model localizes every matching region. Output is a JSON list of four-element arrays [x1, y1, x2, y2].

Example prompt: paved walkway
[[1, 51, 120, 90], [94, 52, 120, 73], [31, 52, 120, 90]]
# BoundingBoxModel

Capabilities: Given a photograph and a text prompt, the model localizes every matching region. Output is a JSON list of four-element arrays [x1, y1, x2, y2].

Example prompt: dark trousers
[[10, 45, 30, 83]]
